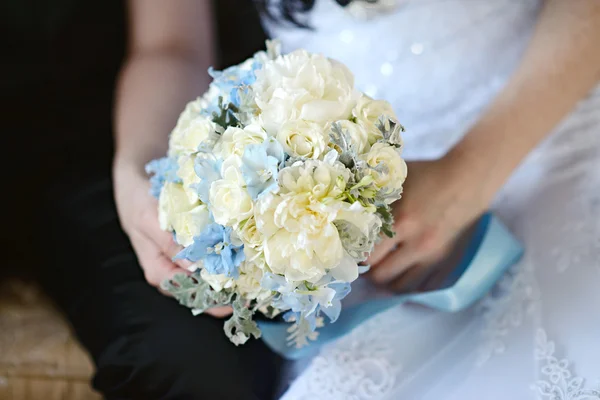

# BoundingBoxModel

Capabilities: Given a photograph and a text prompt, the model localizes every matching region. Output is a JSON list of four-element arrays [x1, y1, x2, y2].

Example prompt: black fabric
[[1, 0, 125, 277], [1, 0, 126, 155], [213, 0, 269, 68], [1, 1, 281, 399], [37, 178, 282, 400]]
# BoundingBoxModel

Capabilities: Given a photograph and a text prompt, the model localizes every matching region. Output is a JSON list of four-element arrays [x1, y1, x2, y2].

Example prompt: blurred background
[[0, 1, 265, 398]]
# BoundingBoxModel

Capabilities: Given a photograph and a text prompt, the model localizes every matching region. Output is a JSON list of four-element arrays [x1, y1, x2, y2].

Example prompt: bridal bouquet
[[147, 41, 407, 348]]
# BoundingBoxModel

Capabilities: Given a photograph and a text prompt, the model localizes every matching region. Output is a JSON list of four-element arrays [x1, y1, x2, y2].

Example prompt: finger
[[417, 245, 460, 292], [367, 213, 420, 266], [205, 306, 233, 318], [143, 253, 181, 288], [368, 242, 423, 284], [419, 265, 451, 292], [139, 214, 192, 270], [366, 236, 401, 267], [157, 266, 194, 298], [389, 263, 432, 293], [130, 231, 184, 288], [389, 239, 452, 293]]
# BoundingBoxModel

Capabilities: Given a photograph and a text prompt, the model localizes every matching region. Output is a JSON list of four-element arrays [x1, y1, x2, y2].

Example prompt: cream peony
[[253, 50, 358, 135], [276, 120, 328, 159], [168, 114, 220, 157], [158, 182, 210, 247], [214, 123, 267, 159], [209, 156, 254, 226], [362, 142, 408, 195], [352, 94, 398, 145], [255, 157, 358, 283]]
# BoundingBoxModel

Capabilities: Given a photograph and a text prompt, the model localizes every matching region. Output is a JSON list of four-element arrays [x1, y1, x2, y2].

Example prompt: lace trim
[[549, 200, 600, 274], [475, 259, 540, 366], [283, 314, 398, 400], [533, 330, 600, 400]]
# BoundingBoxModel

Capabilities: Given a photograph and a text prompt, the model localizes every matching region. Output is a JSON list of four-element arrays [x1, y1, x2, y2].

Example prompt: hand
[[113, 160, 191, 287], [366, 155, 492, 292], [113, 160, 233, 317]]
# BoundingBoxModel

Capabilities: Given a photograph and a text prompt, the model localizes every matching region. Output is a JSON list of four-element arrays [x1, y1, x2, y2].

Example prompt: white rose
[[236, 216, 264, 249], [335, 120, 370, 154], [277, 120, 327, 159], [236, 261, 270, 300], [214, 123, 267, 159], [169, 114, 219, 157], [255, 159, 354, 283], [209, 156, 253, 226], [200, 259, 270, 301], [158, 182, 210, 246], [200, 268, 235, 292], [352, 95, 398, 145], [177, 155, 200, 203], [278, 156, 350, 201], [253, 50, 358, 135], [362, 142, 408, 193], [158, 182, 194, 232], [172, 205, 211, 247]]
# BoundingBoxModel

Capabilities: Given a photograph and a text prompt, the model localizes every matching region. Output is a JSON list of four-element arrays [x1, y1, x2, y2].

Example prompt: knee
[[92, 322, 279, 400]]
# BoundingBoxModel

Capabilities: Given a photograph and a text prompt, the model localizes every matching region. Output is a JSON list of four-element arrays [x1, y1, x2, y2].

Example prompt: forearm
[[114, 52, 212, 174], [449, 0, 600, 202], [113, 0, 215, 176]]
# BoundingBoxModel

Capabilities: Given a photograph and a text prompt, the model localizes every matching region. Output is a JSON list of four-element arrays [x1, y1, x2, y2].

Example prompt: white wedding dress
[[262, 1, 600, 399]]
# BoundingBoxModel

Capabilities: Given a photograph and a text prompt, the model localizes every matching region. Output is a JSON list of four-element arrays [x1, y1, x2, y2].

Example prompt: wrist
[[442, 142, 502, 211], [112, 155, 149, 203]]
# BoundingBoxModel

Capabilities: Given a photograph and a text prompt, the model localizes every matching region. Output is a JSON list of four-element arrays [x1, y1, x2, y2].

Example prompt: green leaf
[[161, 273, 233, 313], [211, 96, 241, 130], [377, 205, 396, 239], [376, 116, 405, 147], [223, 297, 261, 346]]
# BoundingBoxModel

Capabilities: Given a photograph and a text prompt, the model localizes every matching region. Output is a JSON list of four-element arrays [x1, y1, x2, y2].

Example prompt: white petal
[[330, 253, 359, 282]]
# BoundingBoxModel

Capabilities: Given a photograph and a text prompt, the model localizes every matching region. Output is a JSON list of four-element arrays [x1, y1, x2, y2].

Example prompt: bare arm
[[114, 0, 215, 173], [113, 0, 215, 288], [369, 0, 600, 286], [451, 0, 600, 203]]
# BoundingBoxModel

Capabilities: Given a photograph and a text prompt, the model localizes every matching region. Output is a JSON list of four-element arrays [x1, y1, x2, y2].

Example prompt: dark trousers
[[7, 171, 282, 400]]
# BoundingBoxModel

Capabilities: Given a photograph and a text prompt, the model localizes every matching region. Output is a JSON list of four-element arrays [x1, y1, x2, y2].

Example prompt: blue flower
[[175, 223, 245, 278], [265, 273, 352, 325], [283, 310, 321, 331], [320, 282, 351, 323], [241, 138, 285, 199], [261, 272, 289, 292], [208, 60, 262, 108], [145, 157, 181, 198], [192, 154, 222, 204]]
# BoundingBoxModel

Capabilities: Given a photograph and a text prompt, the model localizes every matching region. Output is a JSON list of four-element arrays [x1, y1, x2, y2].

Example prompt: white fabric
[[263, 1, 600, 399]]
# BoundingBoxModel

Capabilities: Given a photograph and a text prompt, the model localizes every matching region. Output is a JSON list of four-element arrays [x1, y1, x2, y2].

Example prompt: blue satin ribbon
[[258, 213, 524, 360]]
